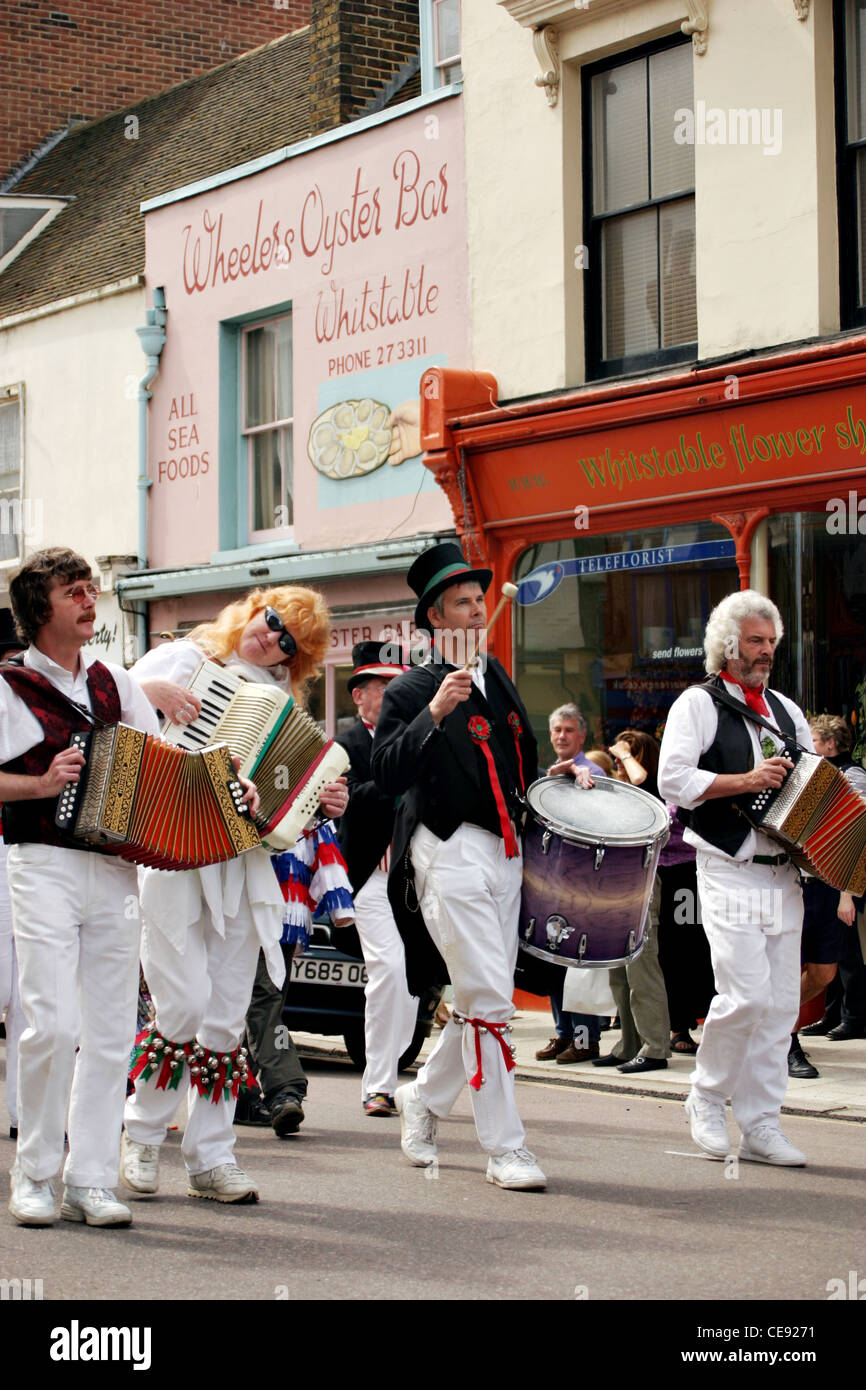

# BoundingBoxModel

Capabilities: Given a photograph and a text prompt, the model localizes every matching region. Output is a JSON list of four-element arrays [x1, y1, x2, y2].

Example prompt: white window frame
[[0, 197, 69, 275], [240, 313, 294, 544], [420, 0, 461, 92], [0, 385, 27, 570]]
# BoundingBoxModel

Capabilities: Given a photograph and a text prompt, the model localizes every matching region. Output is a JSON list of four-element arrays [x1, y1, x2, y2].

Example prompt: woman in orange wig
[[120, 585, 350, 1204]]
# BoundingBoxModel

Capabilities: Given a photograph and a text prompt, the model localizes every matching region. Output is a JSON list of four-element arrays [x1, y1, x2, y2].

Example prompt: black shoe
[[9, 1126, 17, 1140], [787, 1036, 819, 1079], [800, 1015, 836, 1037], [592, 1052, 629, 1067], [270, 1092, 305, 1138], [617, 1056, 668, 1074], [825, 1022, 866, 1041], [234, 1090, 272, 1126]]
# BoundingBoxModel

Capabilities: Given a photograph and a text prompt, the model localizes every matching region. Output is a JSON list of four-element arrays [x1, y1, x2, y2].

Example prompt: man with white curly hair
[[658, 589, 813, 1166]]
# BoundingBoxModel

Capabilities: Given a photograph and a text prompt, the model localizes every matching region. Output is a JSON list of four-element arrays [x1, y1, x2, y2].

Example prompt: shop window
[[514, 521, 737, 760], [768, 511, 866, 725], [836, 0, 866, 327], [0, 390, 23, 565], [242, 315, 294, 540], [583, 38, 697, 379], [420, 0, 461, 91]]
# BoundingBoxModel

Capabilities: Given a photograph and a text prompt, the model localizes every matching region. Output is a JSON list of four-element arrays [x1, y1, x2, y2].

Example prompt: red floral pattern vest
[[0, 660, 121, 848]]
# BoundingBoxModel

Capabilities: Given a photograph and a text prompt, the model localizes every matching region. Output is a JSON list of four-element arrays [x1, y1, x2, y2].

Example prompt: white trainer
[[486, 1148, 547, 1190], [187, 1163, 259, 1203], [685, 1093, 731, 1160], [394, 1082, 438, 1167], [61, 1186, 133, 1227], [739, 1124, 806, 1167], [9, 1162, 56, 1226], [120, 1132, 160, 1194]]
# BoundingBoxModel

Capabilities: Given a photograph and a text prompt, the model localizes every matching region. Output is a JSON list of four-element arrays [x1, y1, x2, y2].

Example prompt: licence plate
[[290, 957, 368, 987]]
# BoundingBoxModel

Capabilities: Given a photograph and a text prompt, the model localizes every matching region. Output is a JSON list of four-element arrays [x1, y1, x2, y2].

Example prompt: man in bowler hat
[[336, 642, 418, 1115], [371, 541, 545, 1189]]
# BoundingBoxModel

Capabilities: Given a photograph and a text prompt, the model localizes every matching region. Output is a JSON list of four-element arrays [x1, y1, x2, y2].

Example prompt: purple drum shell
[[519, 820, 661, 969]]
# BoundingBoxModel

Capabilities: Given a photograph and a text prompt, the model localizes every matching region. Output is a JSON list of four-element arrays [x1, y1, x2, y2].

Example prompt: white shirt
[[0, 645, 159, 766], [129, 639, 286, 980], [130, 639, 292, 697], [657, 681, 815, 862]]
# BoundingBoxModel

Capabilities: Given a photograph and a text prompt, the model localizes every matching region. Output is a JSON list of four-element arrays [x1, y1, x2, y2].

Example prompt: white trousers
[[354, 868, 417, 1099], [0, 849, 24, 1127], [693, 853, 803, 1134], [7, 844, 140, 1187], [412, 823, 525, 1155], [124, 904, 262, 1175]]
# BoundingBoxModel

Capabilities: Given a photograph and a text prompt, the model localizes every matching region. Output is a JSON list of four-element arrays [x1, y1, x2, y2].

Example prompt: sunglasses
[[65, 582, 100, 605], [264, 606, 297, 658]]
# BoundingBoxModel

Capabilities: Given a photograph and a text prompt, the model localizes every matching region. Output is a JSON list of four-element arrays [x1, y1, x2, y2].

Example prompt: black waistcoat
[[0, 660, 121, 848], [678, 676, 797, 856]]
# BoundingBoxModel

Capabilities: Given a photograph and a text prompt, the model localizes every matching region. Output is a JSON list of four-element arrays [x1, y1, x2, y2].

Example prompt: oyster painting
[[307, 398, 393, 479]]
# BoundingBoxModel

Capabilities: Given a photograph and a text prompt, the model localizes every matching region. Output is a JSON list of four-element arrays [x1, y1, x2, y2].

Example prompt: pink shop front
[[120, 89, 469, 734]]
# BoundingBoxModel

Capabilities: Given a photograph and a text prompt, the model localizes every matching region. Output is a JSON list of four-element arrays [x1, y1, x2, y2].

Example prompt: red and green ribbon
[[130, 1028, 258, 1102]]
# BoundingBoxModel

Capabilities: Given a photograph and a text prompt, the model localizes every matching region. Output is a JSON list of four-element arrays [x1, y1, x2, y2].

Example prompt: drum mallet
[[462, 581, 519, 669]]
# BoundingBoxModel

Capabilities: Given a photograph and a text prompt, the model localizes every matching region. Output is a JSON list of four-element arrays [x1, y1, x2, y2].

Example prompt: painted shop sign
[[144, 99, 467, 568], [482, 387, 866, 524]]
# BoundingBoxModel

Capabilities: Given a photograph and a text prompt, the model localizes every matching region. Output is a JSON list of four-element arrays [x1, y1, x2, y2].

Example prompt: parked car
[[281, 921, 437, 1070]]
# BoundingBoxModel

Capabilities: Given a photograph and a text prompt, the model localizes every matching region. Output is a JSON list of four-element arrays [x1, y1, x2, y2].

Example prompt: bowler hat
[[407, 541, 492, 635], [347, 640, 406, 693]]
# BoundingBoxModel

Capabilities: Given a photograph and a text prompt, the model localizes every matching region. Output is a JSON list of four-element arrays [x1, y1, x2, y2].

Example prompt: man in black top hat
[[371, 541, 545, 1190], [336, 642, 417, 1116]]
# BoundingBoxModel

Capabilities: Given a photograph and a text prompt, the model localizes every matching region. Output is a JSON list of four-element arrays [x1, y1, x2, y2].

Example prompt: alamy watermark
[[674, 103, 783, 157]]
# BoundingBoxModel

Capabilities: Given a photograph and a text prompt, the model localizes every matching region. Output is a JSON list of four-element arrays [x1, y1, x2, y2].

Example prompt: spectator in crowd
[[593, 730, 672, 1073], [791, 715, 866, 1072], [655, 806, 714, 1055], [536, 705, 605, 1065]]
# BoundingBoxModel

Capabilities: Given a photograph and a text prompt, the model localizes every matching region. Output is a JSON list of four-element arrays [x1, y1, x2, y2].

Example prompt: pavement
[[292, 1006, 866, 1123]]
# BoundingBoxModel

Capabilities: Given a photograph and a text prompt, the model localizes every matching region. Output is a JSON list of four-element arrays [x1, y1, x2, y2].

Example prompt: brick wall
[[309, 0, 420, 134], [1, 0, 312, 180]]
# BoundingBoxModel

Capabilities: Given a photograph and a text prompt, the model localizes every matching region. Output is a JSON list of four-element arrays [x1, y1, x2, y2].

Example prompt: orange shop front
[[418, 338, 866, 765]]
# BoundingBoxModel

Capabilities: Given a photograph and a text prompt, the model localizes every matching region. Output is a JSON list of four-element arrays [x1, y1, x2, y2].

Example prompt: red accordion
[[55, 724, 262, 869], [741, 750, 866, 894]]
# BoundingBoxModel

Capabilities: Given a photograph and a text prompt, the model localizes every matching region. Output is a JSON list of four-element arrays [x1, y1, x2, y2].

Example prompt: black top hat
[[407, 541, 492, 635], [347, 640, 406, 694], [0, 608, 23, 658]]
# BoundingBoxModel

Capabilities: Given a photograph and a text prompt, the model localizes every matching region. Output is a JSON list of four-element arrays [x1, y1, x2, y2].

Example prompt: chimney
[[309, 0, 420, 135]]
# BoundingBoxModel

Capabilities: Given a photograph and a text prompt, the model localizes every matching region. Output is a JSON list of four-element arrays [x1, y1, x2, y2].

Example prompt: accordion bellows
[[741, 750, 866, 895], [56, 725, 262, 868], [161, 660, 350, 849]]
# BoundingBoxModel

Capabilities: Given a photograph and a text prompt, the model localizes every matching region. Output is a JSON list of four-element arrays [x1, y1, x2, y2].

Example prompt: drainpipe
[[134, 287, 167, 658]]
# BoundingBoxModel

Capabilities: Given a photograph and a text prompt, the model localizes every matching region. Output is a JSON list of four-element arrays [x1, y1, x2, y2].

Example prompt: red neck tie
[[720, 669, 770, 717]]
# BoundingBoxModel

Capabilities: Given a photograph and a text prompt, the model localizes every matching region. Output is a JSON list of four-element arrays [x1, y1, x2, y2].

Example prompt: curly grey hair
[[703, 589, 784, 675], [549, 703, 586, 734]]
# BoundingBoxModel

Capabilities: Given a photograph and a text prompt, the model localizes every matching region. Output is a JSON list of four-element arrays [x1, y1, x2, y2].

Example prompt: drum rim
[[517, 939, 647, 970], [525, 775, 669, 847]]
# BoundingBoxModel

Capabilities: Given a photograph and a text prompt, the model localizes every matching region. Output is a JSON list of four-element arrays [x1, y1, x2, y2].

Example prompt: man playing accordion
[[1, 548, 159, 1228], [658, 590, 814, 1167]]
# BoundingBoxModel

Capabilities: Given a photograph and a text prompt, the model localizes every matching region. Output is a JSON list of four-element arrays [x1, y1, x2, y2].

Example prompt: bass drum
[[518, 775, 669, 971]]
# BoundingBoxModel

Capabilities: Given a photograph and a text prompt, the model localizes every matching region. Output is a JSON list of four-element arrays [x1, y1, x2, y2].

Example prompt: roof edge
[[140, 83, 462, 215], [0, 275, 144, 331]]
